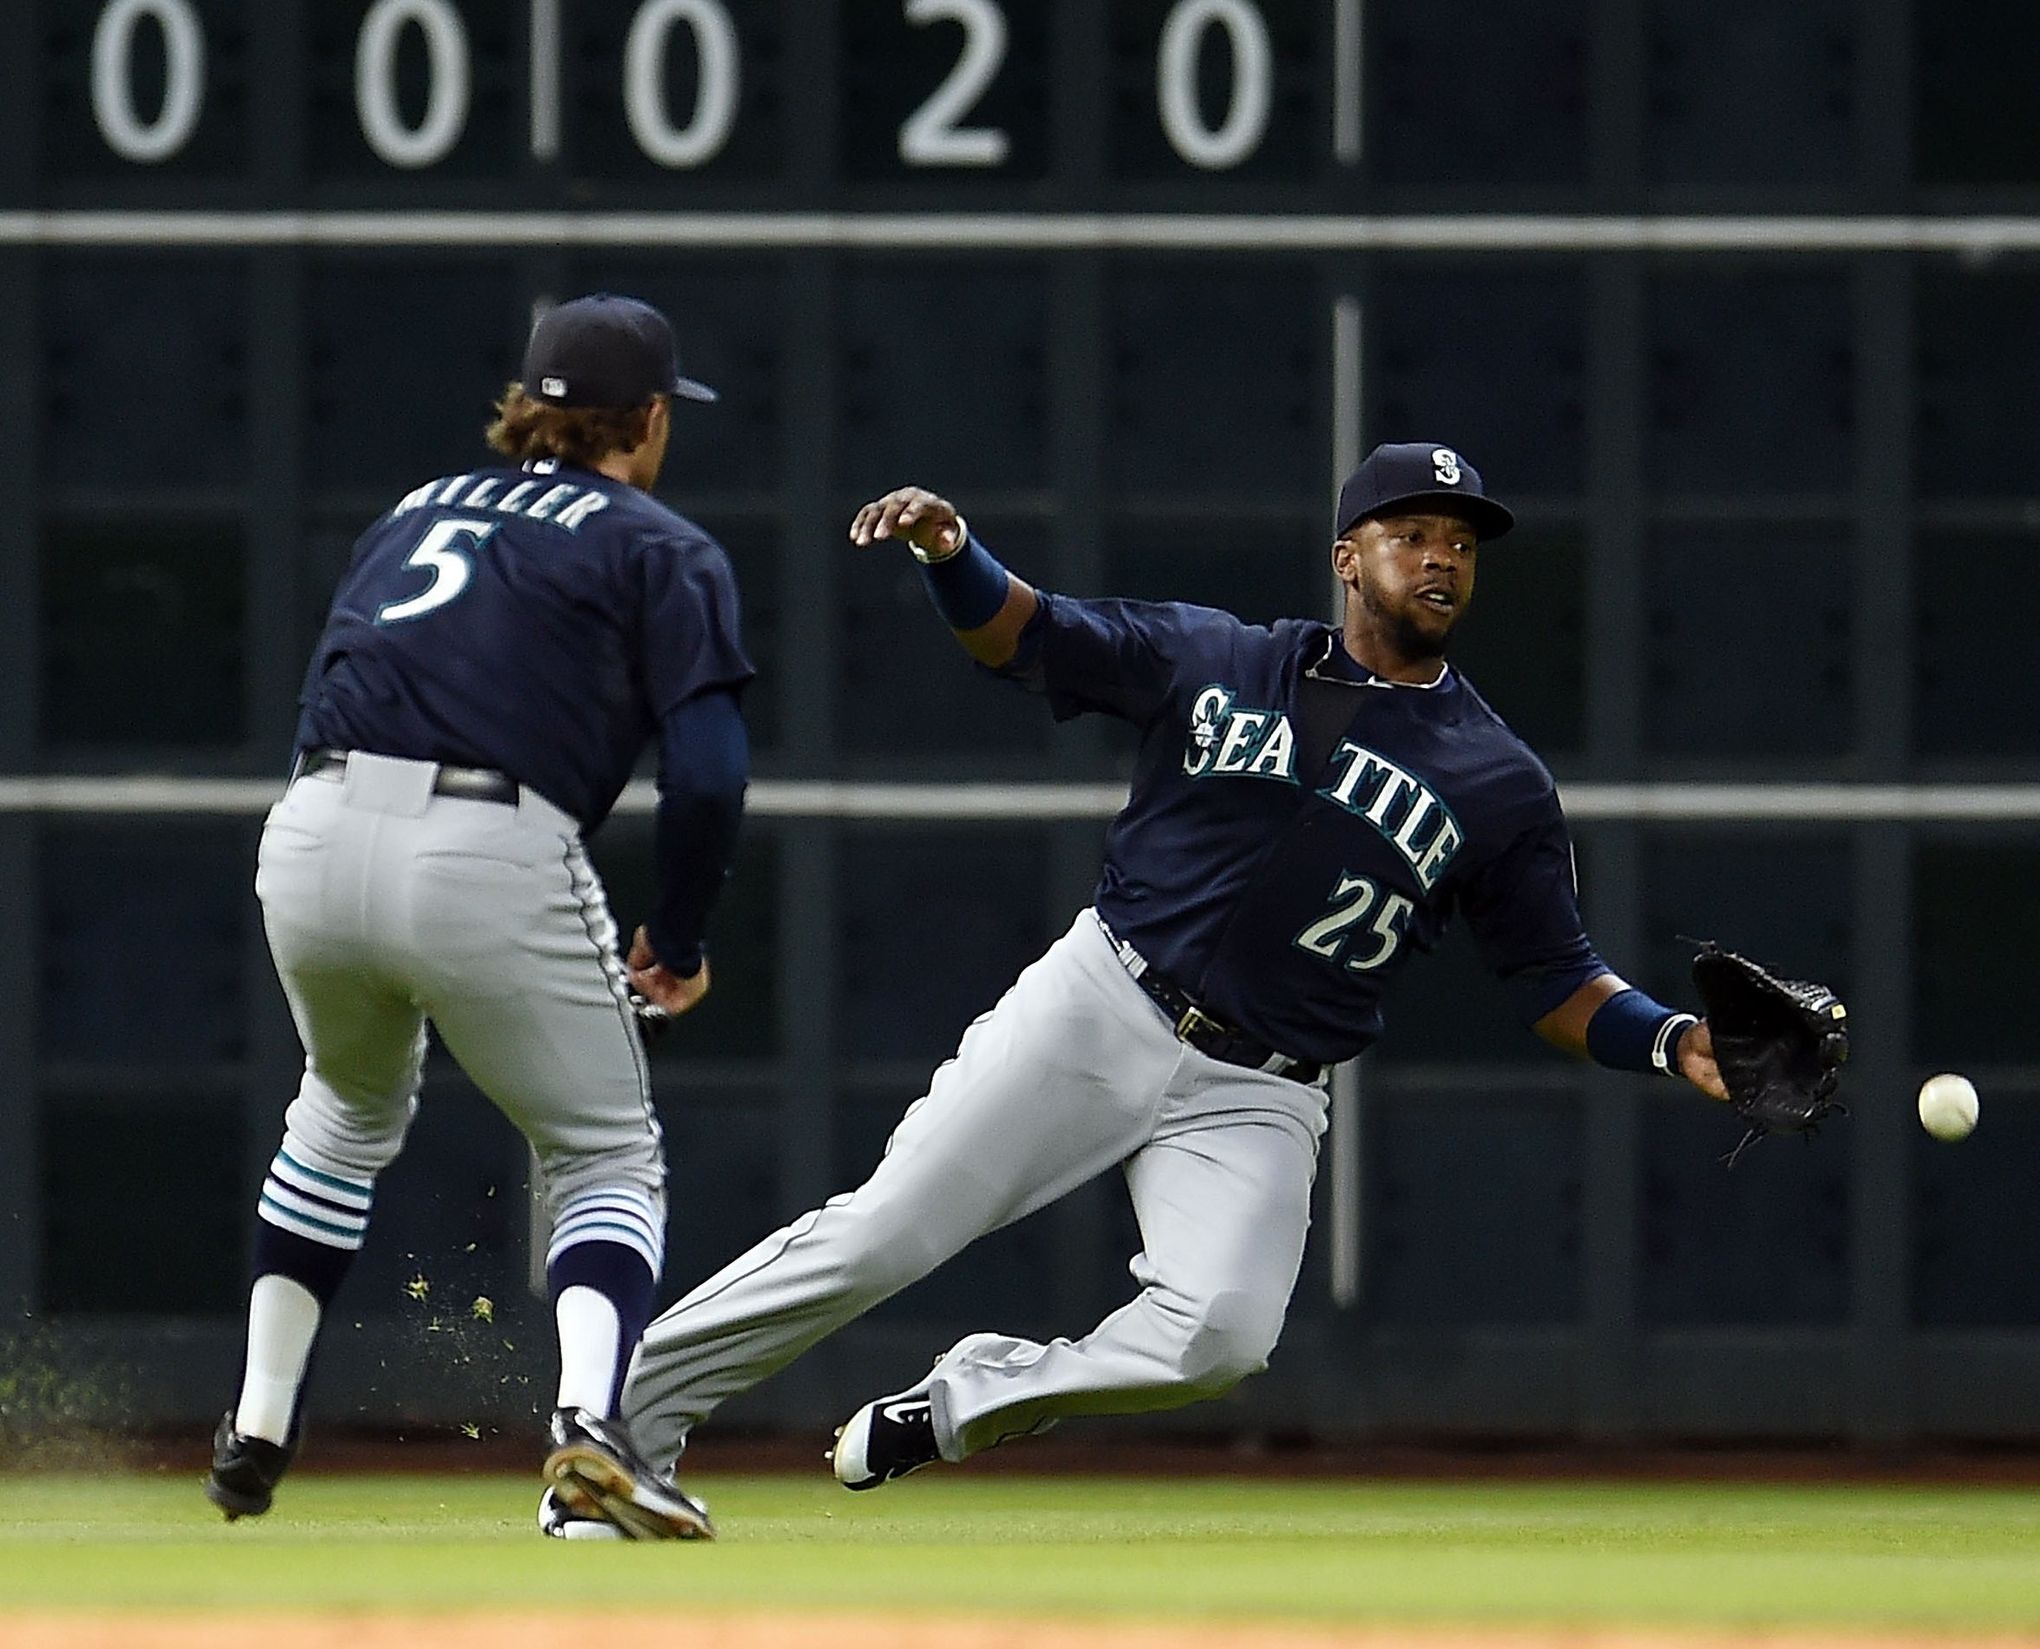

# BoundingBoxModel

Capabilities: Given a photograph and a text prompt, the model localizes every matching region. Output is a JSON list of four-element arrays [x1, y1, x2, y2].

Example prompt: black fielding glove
[[1691, 942, 1850, 1166]]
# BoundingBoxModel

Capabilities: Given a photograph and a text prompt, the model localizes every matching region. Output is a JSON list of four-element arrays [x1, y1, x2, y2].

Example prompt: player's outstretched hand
[[850, 487, 965, 561], [626, 923, 712, 1017], [1676, 1018, 1729, 1102]]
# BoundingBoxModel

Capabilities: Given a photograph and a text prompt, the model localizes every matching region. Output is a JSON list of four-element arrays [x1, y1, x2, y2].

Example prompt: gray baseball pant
[[623, 909, 1326, 1468], [254, 753, 664, 1234]]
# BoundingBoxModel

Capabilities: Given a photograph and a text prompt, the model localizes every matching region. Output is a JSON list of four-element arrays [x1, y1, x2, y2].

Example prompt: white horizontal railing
[[2, 775, 2039, 823], [4, 211, 2040, 254]]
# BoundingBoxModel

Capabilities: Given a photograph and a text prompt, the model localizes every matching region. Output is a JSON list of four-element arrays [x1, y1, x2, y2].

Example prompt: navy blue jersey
[[1003, 595, 1604, 1065], [297, 459, 753, 830]]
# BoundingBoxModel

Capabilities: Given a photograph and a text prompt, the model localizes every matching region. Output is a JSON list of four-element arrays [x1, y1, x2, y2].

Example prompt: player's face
[[1338, 513, 1479, 658]]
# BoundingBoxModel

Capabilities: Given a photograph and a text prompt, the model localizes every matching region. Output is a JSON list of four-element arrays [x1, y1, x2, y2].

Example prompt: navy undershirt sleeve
[[1457, 800, 1610, 1024], [646, 687, 749, 977]]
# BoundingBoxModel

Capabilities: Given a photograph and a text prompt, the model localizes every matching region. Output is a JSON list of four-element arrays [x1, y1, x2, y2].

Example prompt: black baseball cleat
[[542, 1406, 714, 1541], [829, 1394, 941, 1490], [204, 1411, 296, 1520]]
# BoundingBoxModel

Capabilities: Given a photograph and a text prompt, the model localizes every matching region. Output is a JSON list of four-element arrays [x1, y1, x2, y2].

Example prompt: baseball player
[[555, 444, 1731, 1537], [202, 294, 751, 1542]]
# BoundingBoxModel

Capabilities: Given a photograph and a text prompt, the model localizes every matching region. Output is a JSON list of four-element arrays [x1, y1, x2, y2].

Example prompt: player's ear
[[626, 397, 664, 459]]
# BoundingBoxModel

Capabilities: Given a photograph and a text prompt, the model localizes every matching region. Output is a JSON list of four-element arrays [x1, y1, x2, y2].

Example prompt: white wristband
[[1652, 1012, 1700, 1075], [908, 515, 970, 565]]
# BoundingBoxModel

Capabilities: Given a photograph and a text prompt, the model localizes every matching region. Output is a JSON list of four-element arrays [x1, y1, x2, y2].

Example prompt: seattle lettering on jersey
[[1319, 739, 1463, 891], [1182, 686, 1298, 782], [1180, 685, 1463, 893], [390, 469, 612, 533]]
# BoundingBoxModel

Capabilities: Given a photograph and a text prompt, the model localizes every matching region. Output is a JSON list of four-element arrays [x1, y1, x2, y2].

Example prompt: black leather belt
[[296, 747, 521, 805], [1099, 920, 1323, 1086]]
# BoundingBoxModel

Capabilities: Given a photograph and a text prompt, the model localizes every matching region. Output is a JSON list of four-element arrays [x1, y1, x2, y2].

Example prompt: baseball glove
[[1690, 942, 1850, 1165]]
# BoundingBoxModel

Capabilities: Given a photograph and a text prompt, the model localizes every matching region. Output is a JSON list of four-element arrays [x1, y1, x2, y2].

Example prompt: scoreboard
[[17, 0, 2037, 208], [18, 0, 1363, 200]]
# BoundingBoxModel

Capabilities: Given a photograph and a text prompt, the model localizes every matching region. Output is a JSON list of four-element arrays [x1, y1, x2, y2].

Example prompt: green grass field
[[4, 1473, 2040, 1631]]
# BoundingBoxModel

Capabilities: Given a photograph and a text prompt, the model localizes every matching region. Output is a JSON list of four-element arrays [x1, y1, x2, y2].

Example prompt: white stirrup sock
[[555, 1285, 624, 1418], [235, 1274, 322, 1444]]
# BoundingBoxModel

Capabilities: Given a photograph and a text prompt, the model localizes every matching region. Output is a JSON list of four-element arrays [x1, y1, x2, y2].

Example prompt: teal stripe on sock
[[276, 1148, 372, 1203], [260, 1192, 364, 1245]]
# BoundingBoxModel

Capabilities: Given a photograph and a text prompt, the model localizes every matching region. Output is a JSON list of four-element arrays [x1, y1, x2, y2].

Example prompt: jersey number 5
[[376, 517, 497, 625], [1294, 872, 1413, 973]]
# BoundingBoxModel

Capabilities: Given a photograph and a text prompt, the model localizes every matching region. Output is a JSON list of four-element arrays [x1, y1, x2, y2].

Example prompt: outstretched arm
[[1459, 797, 1727, 1105], [849, 486, 1039, 667], [1534, 972, 1727, 1101]]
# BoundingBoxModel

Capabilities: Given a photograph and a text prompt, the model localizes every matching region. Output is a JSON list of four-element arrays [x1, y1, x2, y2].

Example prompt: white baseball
[[1917, 1073, 1979, 1142]]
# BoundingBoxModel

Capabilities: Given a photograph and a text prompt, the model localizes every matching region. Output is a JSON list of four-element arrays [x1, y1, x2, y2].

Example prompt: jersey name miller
[[1182, 685, 1463, 892], [390, 470, 613, 533]]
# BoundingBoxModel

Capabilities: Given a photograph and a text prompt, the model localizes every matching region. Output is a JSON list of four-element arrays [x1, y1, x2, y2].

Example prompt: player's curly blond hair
[[485, 383, 656, 469]]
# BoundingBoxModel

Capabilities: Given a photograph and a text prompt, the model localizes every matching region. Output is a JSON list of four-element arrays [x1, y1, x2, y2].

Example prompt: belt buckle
[[1175, 1004, 1222, 1042]]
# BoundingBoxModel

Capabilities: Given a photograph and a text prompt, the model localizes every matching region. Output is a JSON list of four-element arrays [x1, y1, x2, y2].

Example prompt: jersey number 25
[[375, 518, 498, 624], [1294, 871, 1413, 973]]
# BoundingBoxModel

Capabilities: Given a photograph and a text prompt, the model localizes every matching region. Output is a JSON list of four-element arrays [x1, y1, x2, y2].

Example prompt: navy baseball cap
[[1335, 442, 1514, 541], [521, 293, 718, 409]]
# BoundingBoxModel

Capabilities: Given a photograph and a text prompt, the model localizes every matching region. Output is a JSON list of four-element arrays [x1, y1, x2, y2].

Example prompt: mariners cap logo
[[1334, 441, 1515, 541], [520, 293, 720, 409]]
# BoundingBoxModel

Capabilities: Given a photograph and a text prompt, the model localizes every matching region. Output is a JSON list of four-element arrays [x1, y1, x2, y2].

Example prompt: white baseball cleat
[[827, 1334, 1017, 1489], [829, 1394, 940, 1490], [537, 1485, 625, 1540]]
